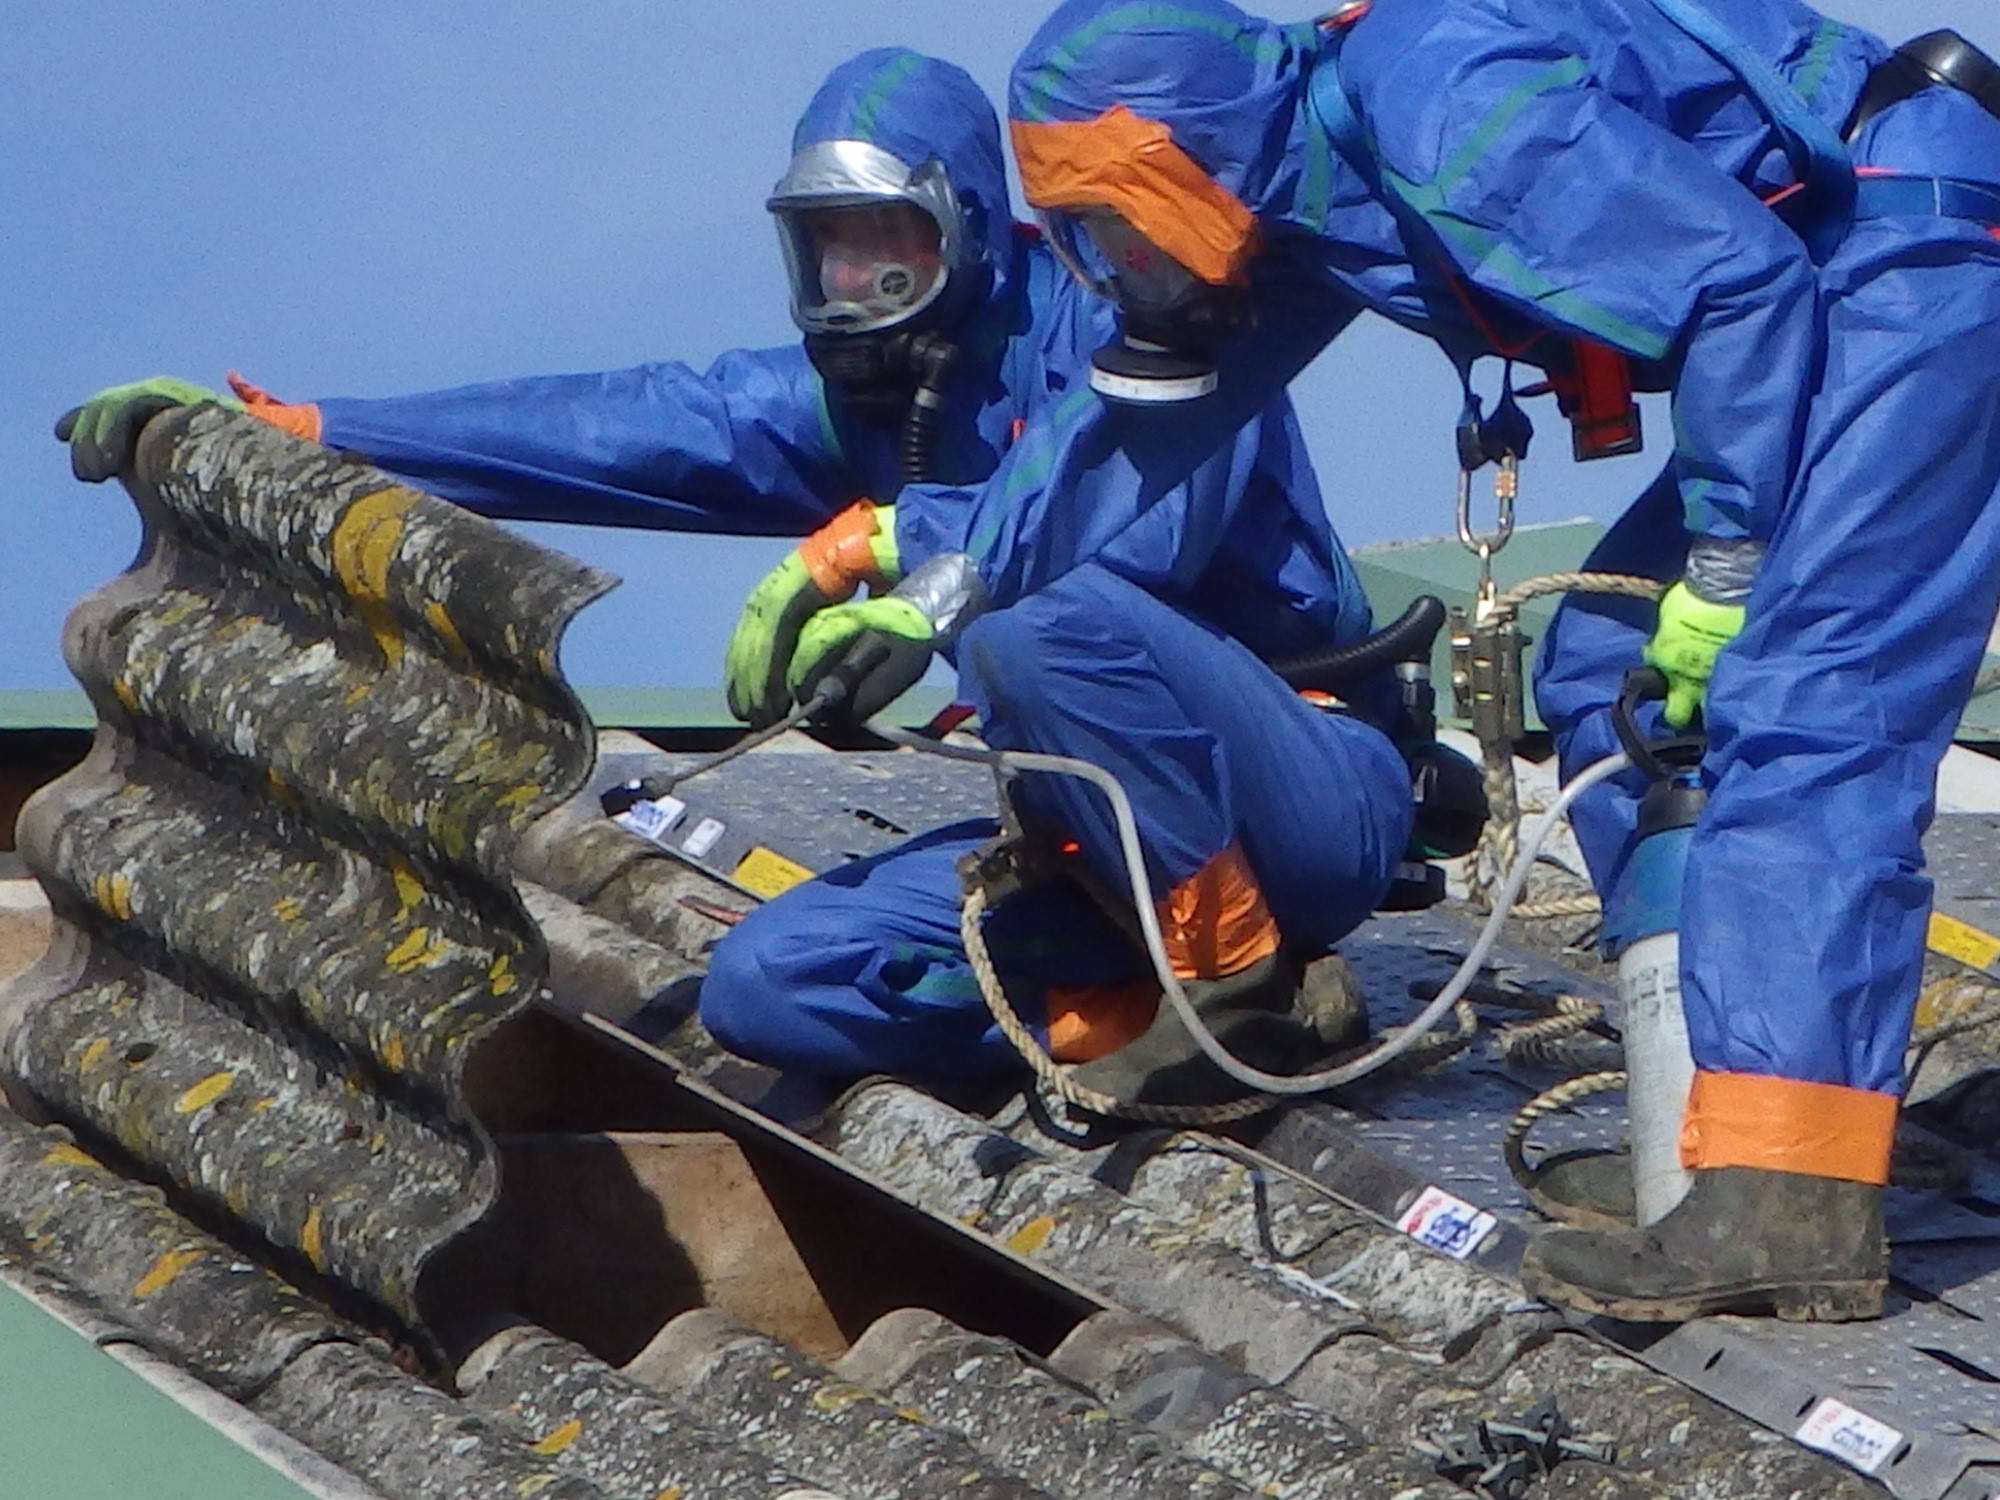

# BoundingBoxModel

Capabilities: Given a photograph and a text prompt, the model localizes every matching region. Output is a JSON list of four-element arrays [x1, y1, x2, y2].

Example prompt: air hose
[[874, 719, 1633, 1115], [1270, 595, 1449, 694]]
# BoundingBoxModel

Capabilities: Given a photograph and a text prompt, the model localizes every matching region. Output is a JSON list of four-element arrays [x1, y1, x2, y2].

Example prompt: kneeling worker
[[56, 49, 1413, 1104]]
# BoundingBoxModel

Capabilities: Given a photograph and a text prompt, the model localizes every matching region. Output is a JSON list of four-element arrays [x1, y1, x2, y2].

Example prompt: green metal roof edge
[[0, 1278, 320, 1499], [574, 684, 958, 729], [0, 689, 98, 731]]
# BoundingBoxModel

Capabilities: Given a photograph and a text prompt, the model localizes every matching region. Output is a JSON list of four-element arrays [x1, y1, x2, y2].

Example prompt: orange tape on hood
[[1011, 105, 1257, 287]]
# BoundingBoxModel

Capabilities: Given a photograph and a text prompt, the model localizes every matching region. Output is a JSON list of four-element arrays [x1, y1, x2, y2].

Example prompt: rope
[[1492, 572, 1665, 613], [1486, 991, 1626, 1198], [1494, 992, 1608, 1067], [960, 883, 1279, 1126], [1510, 894, 1604, 921], [1503, 1070, 1629, 1195]]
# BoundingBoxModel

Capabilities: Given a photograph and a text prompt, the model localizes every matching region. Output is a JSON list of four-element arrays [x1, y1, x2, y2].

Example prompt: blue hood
[[794, 49, 1018, 294], [1008, 0, 1320, 222]]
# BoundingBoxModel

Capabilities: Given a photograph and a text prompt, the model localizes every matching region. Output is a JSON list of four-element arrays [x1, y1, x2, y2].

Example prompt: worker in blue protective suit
[[905, 0, 2000, 1319], [55, 48, 1416, 1107]]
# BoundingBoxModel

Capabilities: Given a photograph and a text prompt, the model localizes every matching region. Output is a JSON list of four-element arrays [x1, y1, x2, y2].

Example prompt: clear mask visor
[[776, 201, 947, 336], [1038, 206, 1210, 317]]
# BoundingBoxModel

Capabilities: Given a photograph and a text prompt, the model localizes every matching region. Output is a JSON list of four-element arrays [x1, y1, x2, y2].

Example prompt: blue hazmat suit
[[282, 48, 1411, 1080], [985, 0, 2000, 1166]]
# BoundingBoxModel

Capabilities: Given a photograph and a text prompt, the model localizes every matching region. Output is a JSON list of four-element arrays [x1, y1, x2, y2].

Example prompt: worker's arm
[[310, 345, 863, 537], [892, 270, 1364, 613], [1341, 9, 1821, 545]]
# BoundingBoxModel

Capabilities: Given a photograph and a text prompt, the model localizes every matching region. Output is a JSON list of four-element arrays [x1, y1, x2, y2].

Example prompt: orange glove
[[227, 372, 323, 444]]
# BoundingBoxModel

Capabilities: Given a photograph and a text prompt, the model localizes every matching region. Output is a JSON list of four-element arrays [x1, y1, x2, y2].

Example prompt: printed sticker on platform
[[1397, 1186, 1497, 1260], [733, 845, 815, 899], [1926, 911, 2000, 973], [614, 795, 686, 846], [680, 817, 727, 859], [1795, 1398, 1904, 1475]]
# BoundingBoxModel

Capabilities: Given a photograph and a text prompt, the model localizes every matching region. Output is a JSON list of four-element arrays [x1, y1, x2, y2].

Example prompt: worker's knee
[[697, 912, 808, 1063], [960, 583, 1126, 730], [958, 599, 1052, 696]]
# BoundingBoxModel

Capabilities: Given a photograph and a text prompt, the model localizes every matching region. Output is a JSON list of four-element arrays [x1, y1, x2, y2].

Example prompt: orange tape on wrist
[[244, 400, 323, 444], [798, 500, 885, 600]]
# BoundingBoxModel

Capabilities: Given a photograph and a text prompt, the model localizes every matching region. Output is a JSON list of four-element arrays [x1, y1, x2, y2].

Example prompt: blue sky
[[2, 0, 1984, 689]]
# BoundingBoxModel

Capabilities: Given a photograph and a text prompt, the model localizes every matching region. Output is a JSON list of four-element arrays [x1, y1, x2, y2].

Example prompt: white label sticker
[[681, 816, 727, 859], [614, 795, 685, 845], [1795, 1398, 1904, 1475], [1397, 1186, 1497, 1260]]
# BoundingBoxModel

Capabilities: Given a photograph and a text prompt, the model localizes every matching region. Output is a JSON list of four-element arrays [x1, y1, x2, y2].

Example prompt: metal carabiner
[[1457, 459, 1518, 617]]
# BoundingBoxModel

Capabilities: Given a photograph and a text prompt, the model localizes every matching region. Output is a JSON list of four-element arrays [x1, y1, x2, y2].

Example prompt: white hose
[[874, 722, 1632, 1095]]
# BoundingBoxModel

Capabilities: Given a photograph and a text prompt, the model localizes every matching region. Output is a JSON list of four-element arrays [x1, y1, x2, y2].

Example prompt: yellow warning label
[[733, 846, 815, 900], [1926, 911, 2000, 973]]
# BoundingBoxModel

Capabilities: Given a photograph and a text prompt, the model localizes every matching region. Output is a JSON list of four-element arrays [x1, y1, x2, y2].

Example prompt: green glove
[[1643, 580, 1745, 729], [724, 553, 837, 729], [788, 596, 936, 724], [55, 377, 241, 483], [723, 502, 901, 728]]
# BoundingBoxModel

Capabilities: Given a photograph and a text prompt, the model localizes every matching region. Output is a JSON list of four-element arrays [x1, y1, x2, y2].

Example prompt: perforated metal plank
[[592, 738, 998, 885], [1927, 815, 2000, 945], [568, 742, 2000, 1496]]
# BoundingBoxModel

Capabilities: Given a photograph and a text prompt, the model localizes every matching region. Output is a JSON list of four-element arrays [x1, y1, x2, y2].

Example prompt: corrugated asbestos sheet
[[0, 405, 609, 1346]]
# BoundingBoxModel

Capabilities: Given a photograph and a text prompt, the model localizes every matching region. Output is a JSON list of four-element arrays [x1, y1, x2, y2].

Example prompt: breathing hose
[[1270, 595, 1449, 693], [897, 335, 958, 488]]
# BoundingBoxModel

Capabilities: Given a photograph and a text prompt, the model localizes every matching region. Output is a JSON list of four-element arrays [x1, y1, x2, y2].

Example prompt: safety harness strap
[[1853, 173, 2000, 228], [1638, 0, 1855, 263]]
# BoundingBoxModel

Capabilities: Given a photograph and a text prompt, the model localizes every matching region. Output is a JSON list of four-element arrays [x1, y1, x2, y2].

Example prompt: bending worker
[[897, 0, 2000, 1319], [57, 50, 1412, 1103]]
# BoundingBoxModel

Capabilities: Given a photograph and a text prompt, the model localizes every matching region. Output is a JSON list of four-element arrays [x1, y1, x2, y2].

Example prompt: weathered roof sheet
[[1, 405, 609, 1345]]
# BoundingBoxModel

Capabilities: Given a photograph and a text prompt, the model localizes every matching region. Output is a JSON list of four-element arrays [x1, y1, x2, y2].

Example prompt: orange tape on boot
[[1046, 979, 1161, 1063], [1157, 843, 1280, 981], [1679, 1071, 1897, 1184]]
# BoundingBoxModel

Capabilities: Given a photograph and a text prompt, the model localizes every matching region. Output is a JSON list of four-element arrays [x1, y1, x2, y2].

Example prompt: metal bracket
[[1416, 1396, 1616, 1498], [1449, 609, 1527, 743]]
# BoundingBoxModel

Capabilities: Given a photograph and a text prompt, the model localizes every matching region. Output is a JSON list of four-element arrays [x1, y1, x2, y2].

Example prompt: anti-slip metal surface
[[592, 740, 2000, 1497]]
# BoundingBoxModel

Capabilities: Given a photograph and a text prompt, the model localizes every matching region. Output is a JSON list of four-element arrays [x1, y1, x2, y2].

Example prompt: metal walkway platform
[[589, 734, 2000, 1500]]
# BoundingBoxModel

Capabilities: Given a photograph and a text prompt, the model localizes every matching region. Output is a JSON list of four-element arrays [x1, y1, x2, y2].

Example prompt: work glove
[[788, 595, 938, 724], [723, 501, 899, 728], [55, 377, 241, 483], [789, 552, 988, 725], [1642, 580, 1745, 730]]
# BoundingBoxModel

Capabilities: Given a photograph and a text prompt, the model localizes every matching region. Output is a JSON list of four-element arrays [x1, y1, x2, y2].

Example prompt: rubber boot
[[1063, 952, 1367, 1108], [1298, 952, 1369, 1052], [1518, 1165, 1886, 1322], [1523, 1148, 1637, 1232], [1065, 953, 1296, 1107], [1524, 1120, 1963, 1234]]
